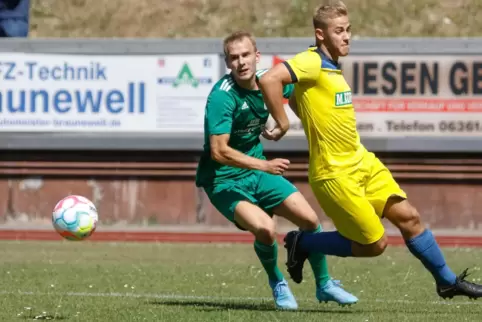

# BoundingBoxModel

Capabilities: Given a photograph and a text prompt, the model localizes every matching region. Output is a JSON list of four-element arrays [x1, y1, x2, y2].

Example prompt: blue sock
[[405, 229, 457, 286], [299, 231, 353, 257]]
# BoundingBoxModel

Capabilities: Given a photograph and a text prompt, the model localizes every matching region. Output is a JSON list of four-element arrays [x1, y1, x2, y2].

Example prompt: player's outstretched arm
[[261, 51, 321, 134], [258, 63, 294, 141], [288, 94, 299, 118], [210, 134, 290, 175]]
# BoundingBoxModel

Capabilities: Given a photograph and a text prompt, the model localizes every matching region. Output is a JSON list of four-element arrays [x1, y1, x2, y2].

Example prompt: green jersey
[[195, 69, 294, 187]]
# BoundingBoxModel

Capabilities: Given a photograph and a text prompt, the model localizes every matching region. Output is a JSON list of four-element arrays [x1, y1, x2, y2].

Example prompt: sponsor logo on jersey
[[233, 118, 262, 134], [335, 91, 352, 107], [247, 118, 260, 127]]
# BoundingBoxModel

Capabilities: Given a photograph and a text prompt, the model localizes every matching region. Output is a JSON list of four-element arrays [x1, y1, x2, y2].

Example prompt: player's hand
[[263, 158, 290, 175], [262, 125, 288, 141]]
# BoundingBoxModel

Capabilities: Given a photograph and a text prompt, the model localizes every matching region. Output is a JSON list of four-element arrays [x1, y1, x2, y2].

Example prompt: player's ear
[[255, 50, 261, 64], [315, 28, 324, 43]]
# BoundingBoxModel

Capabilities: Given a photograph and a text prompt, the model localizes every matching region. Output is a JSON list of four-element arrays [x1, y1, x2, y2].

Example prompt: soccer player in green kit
[[195, 31, 358, 310]]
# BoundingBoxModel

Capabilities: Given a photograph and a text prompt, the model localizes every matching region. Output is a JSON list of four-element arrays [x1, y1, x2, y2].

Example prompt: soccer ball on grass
[[52, 195, 98, 241]]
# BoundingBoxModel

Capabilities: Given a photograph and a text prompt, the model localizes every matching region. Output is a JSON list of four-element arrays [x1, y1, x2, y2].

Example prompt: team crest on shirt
[[335, 91, 352, 107]]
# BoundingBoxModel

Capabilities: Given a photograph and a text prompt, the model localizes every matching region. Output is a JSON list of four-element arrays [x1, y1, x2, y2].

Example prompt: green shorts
[[203, 171, 298, 230]]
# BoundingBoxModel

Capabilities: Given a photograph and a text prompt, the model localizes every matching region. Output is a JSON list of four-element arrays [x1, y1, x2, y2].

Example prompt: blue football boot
[[317, 279, 358, 306], [269, 279, 298, 310]]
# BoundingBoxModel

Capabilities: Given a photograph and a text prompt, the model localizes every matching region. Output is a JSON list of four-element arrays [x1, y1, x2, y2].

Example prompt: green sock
[[304, 224, 331, 286], [254, 240, 284, 283]]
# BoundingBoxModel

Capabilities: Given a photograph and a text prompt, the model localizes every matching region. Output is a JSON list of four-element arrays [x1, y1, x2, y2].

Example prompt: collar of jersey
[[228, 72, 261, 93], [309, 45, 340, 70]]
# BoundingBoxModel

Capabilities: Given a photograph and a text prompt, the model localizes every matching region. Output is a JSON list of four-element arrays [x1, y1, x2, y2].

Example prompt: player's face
[[317, 15, 351, 58], [225, 38, 260, 82]]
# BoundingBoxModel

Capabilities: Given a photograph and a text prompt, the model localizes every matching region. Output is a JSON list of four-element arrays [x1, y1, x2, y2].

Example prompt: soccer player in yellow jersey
[[259, 1, 482, 300]]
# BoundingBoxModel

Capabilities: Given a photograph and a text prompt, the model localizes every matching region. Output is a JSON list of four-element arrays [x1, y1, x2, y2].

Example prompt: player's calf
[[384, 198, 457, 285], [287, 228, 387, 259], [384, 198, 482, 299], [234, 201, 286, 287]]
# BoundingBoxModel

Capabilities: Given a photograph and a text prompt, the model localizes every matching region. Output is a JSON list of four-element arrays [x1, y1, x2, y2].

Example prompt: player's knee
[[254, 221, 277, 245], [355, 235, 387, 257], [371, 235, 388, 256], [274, 192, 320, 231], [299, 214, 320, 231], [385, 199, 424, 238]]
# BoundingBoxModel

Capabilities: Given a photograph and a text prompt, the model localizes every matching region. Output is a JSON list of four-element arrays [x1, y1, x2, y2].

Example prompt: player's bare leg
[[274, 192, 358, 305], [383, 197, 482, 300], [233, 201, 298, 310]]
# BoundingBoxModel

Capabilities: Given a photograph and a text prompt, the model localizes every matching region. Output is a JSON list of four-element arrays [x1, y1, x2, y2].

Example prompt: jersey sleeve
[[282, 83, 295, 98], [257, 68, 294, 98], [205, 89, 236, 135], [283, 51, 321, 83]]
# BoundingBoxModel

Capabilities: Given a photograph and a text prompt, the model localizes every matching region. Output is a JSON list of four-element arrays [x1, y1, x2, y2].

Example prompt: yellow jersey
[[283, 47, 365, 181]]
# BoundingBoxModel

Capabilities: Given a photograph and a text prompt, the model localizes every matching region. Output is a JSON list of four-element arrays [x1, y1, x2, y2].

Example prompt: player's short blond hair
[[223, 31, 257, 56], [313, 1, 348, 29]]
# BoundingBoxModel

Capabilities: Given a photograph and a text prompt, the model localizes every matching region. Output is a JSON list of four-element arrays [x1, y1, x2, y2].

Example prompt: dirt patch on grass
[[29, 0, 482, 38]]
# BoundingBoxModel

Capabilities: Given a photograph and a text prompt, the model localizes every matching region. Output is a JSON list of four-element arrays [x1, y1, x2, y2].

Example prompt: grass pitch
[[1, 241, 481, 321]]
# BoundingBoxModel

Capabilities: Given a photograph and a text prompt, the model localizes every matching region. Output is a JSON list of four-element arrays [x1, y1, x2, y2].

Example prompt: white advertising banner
[[156, 55, 219, 131], [0, 53, 219, 132], [2, 52, 482, 138], [253, 54, 482, 138]]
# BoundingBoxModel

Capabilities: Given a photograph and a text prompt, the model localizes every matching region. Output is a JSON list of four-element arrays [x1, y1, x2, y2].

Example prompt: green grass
[[1, 241, 481, 321]]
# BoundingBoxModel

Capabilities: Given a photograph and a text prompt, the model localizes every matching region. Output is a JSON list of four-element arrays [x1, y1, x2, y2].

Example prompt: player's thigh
[[365, 155, 407, 217], [233, 201, 277, 244], [204, 183, 257, 230], [311, 176, 385, 245], [254, 171, 299, 215], [272, 191, 320, 231]]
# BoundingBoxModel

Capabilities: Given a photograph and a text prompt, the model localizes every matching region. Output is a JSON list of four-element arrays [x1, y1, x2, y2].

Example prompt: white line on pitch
[[0, 290, 478, 306]]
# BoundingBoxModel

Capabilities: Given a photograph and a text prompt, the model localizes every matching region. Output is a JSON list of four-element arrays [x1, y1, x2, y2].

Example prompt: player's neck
[[319, 44, 339, 63], [235, 77, 258, 91]]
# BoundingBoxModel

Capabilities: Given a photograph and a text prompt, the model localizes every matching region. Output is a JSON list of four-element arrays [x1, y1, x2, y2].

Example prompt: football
[[52, 195, 99, 241]]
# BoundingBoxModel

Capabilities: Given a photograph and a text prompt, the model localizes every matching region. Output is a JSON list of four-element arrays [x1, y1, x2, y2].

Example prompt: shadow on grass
[[149, 299, 482, 316], [149, 299, 356, 313]]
